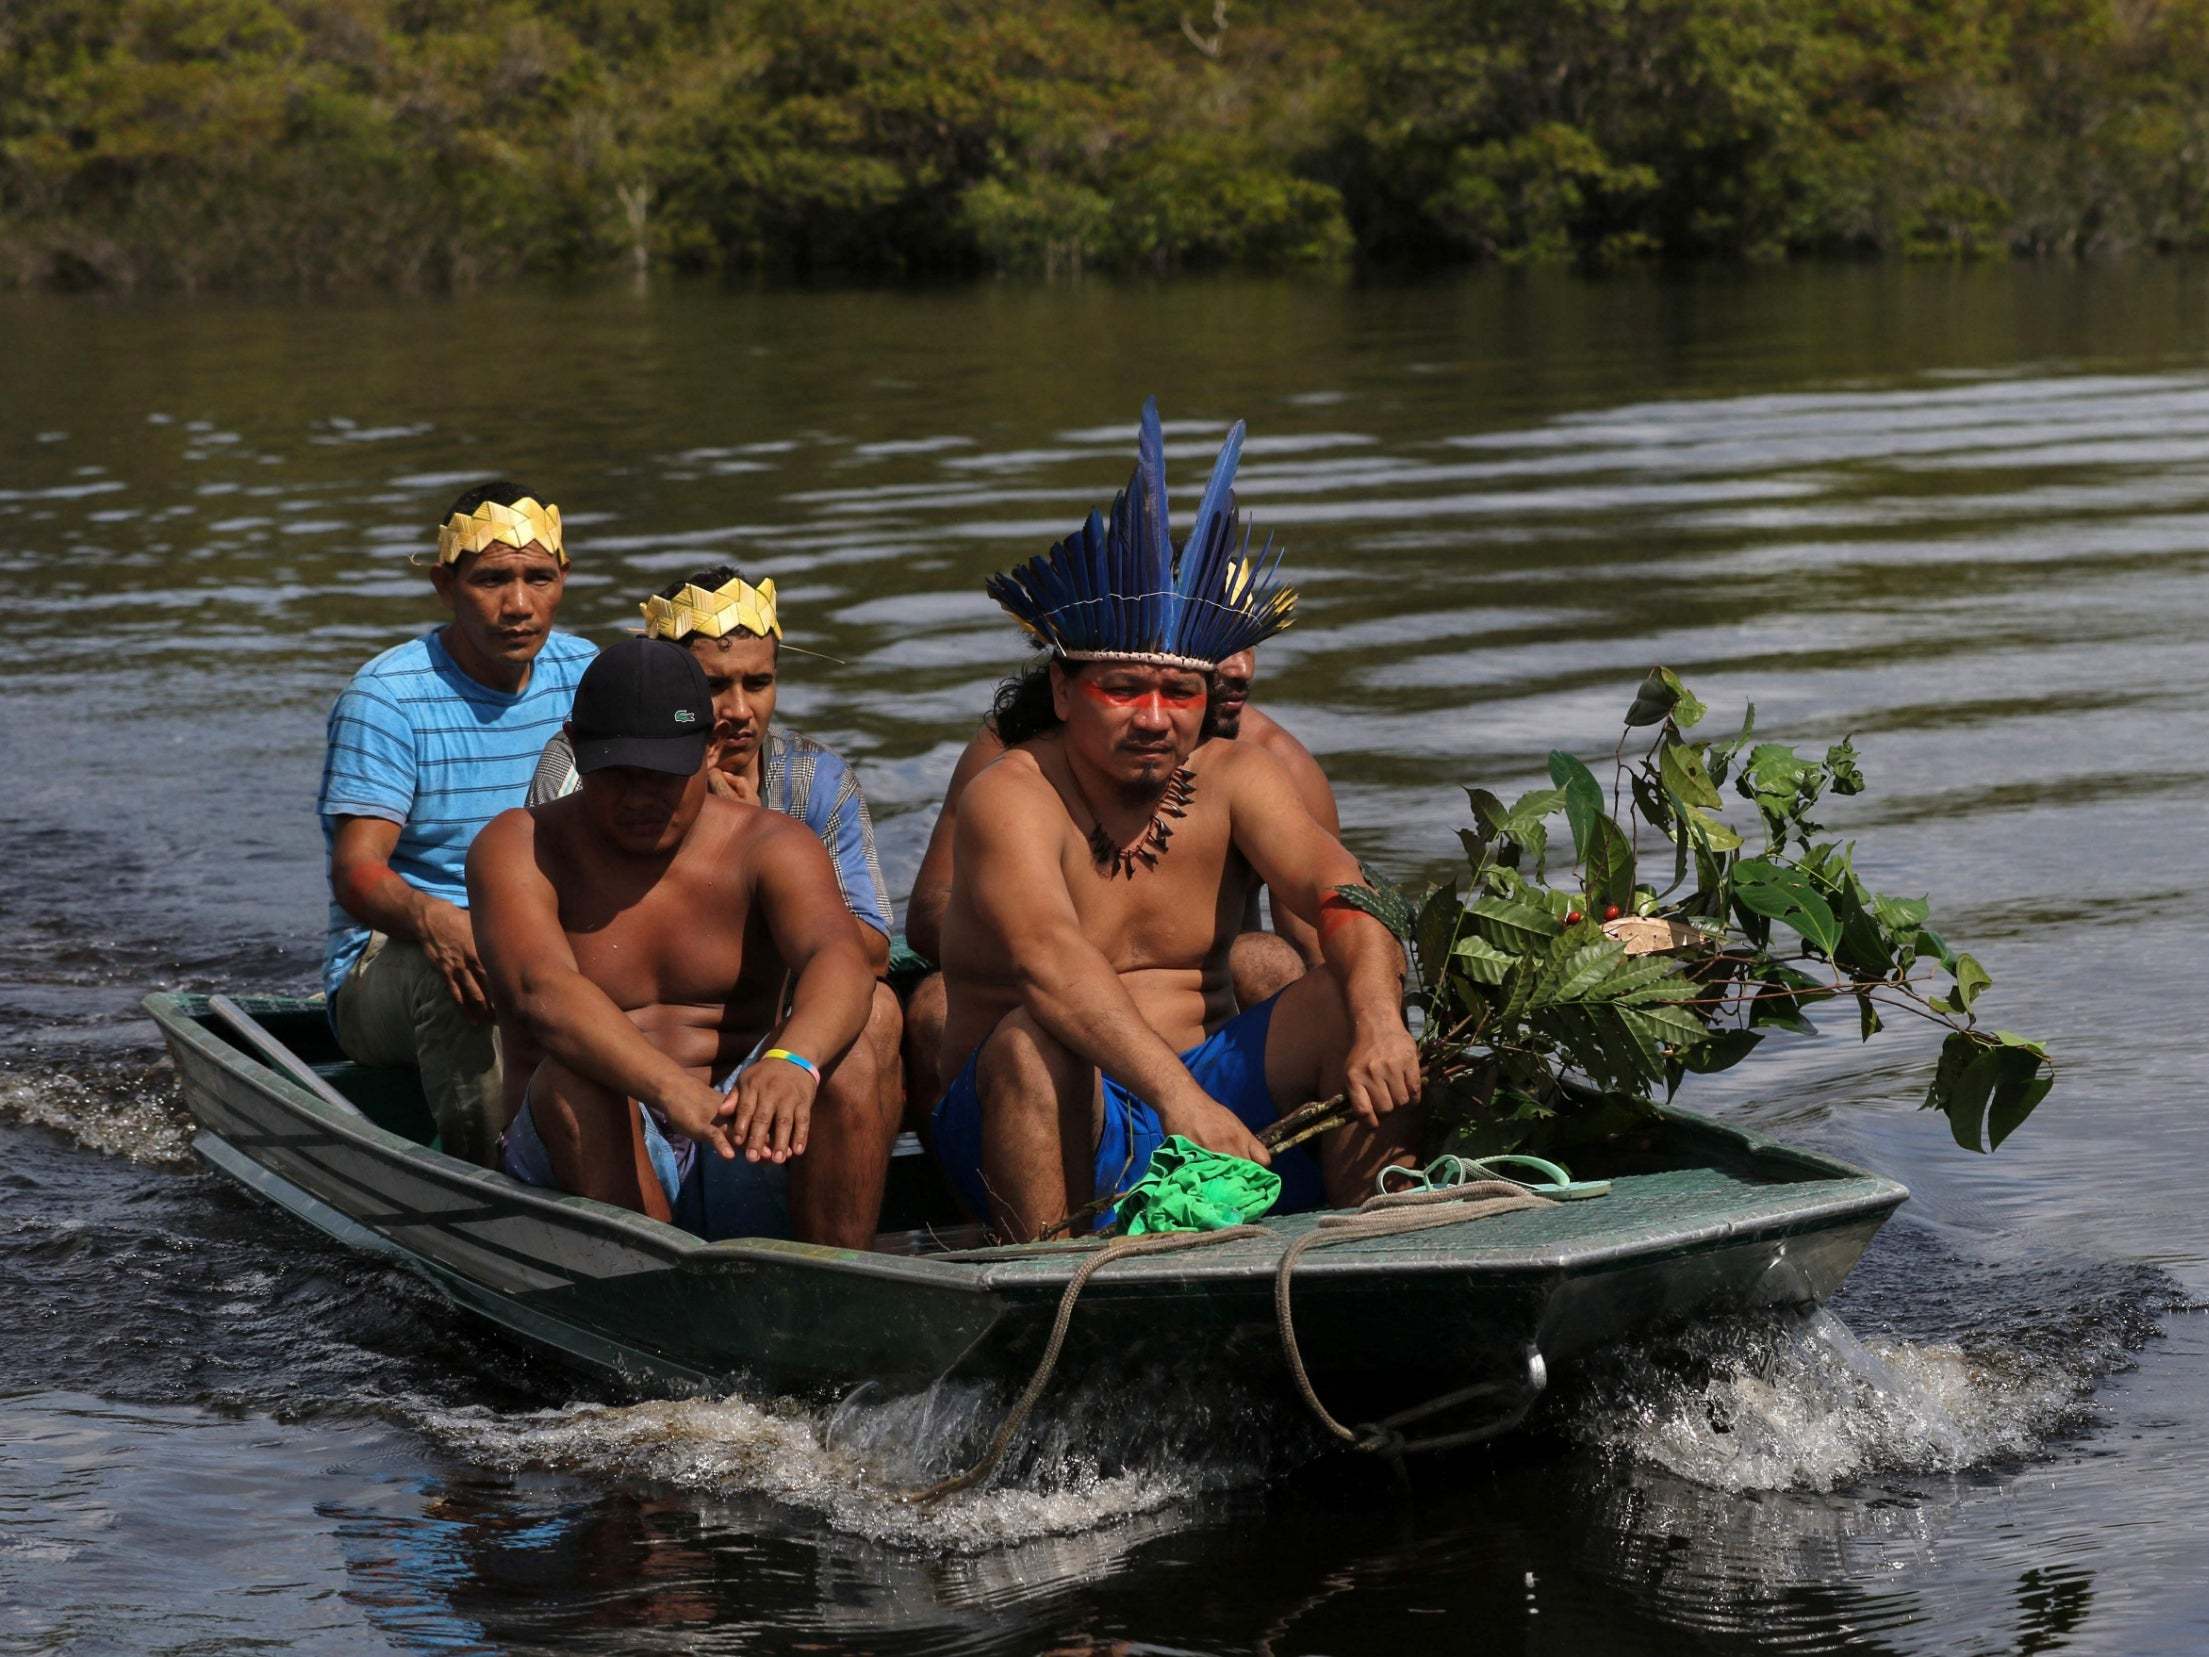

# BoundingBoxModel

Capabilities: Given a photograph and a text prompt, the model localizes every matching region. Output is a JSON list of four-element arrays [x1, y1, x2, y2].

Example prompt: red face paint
[[1079, 679, 1208, 712]]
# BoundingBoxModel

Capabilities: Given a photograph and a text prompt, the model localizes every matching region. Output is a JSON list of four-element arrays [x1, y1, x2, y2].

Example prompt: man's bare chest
[[1060, 812, 1252, 963], [560, 874, 765, 1011]]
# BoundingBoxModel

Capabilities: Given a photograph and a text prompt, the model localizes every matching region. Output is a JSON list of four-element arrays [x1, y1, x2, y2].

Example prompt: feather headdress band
[[640, 574, 781, 642], [986, 397, 1295, 671], [428, 496, 565, 566]]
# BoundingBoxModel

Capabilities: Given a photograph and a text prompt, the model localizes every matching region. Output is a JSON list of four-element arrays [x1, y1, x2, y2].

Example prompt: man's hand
[[658, 1073, 742, 1161], [417, 899, 494, 1023], [1155, 1090, 1272, 1166], [704, 748, 758, 804], [1343, 1022, 1423, 1126], [726, 1058, 819, 1164]]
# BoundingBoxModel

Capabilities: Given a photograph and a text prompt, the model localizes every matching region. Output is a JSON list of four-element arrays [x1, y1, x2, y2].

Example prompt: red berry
[[1565, 910, 1583, 924], [1604, 904, 1622, 921]]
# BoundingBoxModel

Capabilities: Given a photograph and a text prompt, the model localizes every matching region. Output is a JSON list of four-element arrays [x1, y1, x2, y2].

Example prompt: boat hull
[[148, 993, 1908, 1427]]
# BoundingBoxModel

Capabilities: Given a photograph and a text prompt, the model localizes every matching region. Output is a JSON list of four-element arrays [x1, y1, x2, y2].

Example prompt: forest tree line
[[8, 0, 2209, 291]]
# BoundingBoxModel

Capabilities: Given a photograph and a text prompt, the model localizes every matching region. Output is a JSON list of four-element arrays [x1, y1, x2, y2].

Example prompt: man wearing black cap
[[465, 639, 890, 1248]]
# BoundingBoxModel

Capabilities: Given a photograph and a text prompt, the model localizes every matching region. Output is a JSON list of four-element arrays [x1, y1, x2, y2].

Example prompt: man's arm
[[904, 724, 1006, 963], [816, 759, 894, 977], [956, 762, 1271, 1163], [466, 810, 734, 1154], [1247, 710, 1340, 966], [330, 815, 492, 1021], [1227, 749, 1420, 1126], [731, 820, 877, 1162]]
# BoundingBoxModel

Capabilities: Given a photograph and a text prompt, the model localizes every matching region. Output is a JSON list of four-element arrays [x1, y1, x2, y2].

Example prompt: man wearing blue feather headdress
[[929, 399, 1424, 1241]]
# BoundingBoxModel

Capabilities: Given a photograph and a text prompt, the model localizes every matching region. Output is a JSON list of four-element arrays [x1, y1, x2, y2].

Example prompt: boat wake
[[414, 1364, 1301, 1552], [0, 1059, 193, 1166], [1557, 1256, 2174, 1495]]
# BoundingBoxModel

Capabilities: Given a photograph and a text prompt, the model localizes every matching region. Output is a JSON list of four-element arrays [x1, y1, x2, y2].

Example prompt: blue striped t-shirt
[[317, 627, 597, 999]]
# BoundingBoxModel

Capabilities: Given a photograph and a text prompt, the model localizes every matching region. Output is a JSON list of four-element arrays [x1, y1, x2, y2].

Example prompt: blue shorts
[[929, 993, 1325, 1228], [501, 1087, 790, 1241]]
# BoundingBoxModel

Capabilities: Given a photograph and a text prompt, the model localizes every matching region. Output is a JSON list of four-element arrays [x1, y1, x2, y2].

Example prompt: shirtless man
[[901, 643, 1337, 1108], [468, 638, 891, 1249], [524, 565, 903, 1143], [930, 400, 1422, 1241]]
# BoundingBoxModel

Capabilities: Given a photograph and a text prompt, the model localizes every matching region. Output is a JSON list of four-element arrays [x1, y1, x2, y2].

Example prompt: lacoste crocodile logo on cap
[[673, 709, 697, 723]]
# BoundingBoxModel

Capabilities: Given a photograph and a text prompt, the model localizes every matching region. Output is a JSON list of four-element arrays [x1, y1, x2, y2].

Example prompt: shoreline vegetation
[[9, 1, 2209, 294]]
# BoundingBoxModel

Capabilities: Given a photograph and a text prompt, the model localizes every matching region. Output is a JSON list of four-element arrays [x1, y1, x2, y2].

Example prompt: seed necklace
[[1068, 764, 1196, 878]]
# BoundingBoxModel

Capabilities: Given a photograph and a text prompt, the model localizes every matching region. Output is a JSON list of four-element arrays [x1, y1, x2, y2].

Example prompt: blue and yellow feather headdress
[[986, 398, 1295, 671]]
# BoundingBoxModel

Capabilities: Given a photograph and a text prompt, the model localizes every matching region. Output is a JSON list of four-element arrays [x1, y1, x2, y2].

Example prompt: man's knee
[[976, 1010, 1085, 1116], [1231, 930, 1308, 1010], [865, 980, 904, 1066]]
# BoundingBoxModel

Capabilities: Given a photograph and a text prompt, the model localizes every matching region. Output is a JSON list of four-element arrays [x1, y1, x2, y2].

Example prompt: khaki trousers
[[331, 932, 504, 1165]]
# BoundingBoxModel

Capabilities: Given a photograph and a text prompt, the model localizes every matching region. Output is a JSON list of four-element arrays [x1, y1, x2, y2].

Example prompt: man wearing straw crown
[[318, 481, 595, 1166], [931, 399, 1422, 1242], [524, 565, 906, 1178]]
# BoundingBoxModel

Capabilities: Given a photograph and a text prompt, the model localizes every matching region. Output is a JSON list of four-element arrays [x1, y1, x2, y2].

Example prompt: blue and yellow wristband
[[763, 1047, 819, 1081]]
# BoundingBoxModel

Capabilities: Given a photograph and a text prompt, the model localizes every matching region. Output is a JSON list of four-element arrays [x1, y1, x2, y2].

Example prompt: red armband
[[1318, 892, 1370, 943]]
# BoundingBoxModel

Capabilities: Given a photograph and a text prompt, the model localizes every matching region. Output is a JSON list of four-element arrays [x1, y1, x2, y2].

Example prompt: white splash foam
[[414, 1371, 1279, 1552], [0, 1066, 193, 1165], [1565, 1308, 2084, 1493]]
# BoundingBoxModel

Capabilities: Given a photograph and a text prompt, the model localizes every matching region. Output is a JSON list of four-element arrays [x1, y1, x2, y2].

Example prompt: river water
[[2, 265, 2205, 1652]]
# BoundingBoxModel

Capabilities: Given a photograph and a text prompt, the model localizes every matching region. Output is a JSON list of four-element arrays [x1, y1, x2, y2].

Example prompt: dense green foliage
[[1339, 669, 2054, 1160], [10, 0, 2209, 289]]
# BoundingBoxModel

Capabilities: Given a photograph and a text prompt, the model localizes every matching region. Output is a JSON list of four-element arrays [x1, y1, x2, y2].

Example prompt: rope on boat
[[1272, 1180, 1552, 1457], [895, 1180, 1557, 1504]]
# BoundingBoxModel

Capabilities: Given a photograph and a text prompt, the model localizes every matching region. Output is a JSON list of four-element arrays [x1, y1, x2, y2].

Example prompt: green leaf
[[1659, 741, 1724, 810], [1457, 827, 1492, 873], [1826, 882, 1895, 978], [1661, 669, 1706, 730], [1749, 991, 1819, 1035], [1551, 937, 1628, 1002], [1927, 1031, 2050, 1151], [1825, 737, 1865, 796], [1464, 787, 1509, 834], [1469, 895, 1562, 951], [1412, 883, 1463, 991], [1986, 1051, 2053, 1149], [1449, 933, 1518, 985], [1872, 893, 1930, 931], [1732, 858, 1841, 957], [1679, 1026, 1763, 1074], [1950, 953, 1992, 1015], [1623, 667, 1678, 727], [1707, 701, 1756, 786], [1598, 955, 1693, 1003], [1548, 751, 1605, 864], [1585, 816, 1636, 915], [1684, 804, 1742, 853], [1613, 1003, 1710, 1074], [1909, 926, 1957, 975], [1857, 993, 1883, 1042]]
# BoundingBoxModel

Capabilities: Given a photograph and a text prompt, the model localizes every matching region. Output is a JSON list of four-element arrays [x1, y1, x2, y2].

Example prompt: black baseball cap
[[570, 638, 714, 776]]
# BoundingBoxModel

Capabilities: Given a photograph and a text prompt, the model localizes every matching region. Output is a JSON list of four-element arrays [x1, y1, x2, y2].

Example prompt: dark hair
[[657, 563, 742, 600], [986, 655, 1220, 747], [656, 562, 779, 650], [988, 657, 1066, 746], [442, 479, 538, 519]]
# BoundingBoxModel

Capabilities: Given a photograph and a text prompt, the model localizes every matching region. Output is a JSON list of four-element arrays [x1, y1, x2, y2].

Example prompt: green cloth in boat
[[1118, 1135, 1282, 1235]]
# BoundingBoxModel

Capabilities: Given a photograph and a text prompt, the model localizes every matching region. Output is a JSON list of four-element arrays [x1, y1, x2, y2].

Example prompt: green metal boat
[[145, 990, 1907, 1442]]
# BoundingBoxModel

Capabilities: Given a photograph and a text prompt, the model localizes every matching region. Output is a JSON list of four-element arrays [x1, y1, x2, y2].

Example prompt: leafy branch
[[1332, 668, 2054, 1159]]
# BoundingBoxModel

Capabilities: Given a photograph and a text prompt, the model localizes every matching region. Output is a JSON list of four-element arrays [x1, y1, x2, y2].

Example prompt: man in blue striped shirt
[[317, 481, 596, 1165]]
